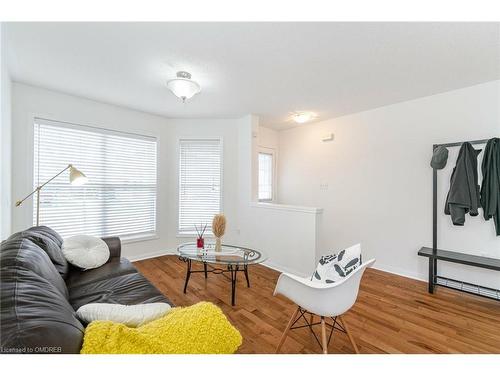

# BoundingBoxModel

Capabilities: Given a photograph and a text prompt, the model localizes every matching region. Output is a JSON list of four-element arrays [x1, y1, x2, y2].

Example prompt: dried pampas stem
[[212, 214, 226, 252]]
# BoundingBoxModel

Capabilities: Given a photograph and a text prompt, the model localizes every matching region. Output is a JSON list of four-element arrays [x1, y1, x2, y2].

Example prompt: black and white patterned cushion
[[311, 244, 362, 283]]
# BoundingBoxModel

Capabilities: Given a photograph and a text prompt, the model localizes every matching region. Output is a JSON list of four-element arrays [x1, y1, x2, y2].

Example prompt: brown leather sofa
[[0, 226, 171, 354]]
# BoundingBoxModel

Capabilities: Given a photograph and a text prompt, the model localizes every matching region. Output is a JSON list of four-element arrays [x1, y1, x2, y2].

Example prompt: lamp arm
[[15, 164, 72, 207]]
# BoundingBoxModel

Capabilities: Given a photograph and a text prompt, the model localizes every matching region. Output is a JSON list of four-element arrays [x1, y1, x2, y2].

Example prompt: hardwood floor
[[134, 255, 500, 354]]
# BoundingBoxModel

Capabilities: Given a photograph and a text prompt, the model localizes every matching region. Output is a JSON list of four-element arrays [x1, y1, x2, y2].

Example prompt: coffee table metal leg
[[183, 259, 192, 293], [203, 262, 208, 278], [228, 264, 238, 306], [244, 264, 250, 287]]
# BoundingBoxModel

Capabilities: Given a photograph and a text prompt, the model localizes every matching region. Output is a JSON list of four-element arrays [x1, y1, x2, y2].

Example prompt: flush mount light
[[167, 71, 201, 103], [292, 111, 316, 124]]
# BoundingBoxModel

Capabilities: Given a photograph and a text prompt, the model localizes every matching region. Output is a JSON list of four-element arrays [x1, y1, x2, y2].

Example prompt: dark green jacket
[[480, 137, 500, 236], [444, 142, 481, 225]]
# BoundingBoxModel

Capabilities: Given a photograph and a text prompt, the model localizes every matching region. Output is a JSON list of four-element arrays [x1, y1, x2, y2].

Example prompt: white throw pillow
[[311, 243, 362, 283], [62, 235, 110, 270], [76, 303, 172, 327]]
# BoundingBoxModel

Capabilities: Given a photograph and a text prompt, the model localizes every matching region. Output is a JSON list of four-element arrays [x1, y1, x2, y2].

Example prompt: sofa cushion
[[1, 238, 68, 299], [66, 258, 137, 289], [76, 302, 171, 327], [69, 272, 171, 311], [312, 243, 362, 283], [0, 251, 84, 354], [8, 226, 69, 279], [62, 235, 110, 270]]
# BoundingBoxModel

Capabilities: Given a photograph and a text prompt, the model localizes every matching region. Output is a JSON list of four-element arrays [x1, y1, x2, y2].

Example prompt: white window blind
[[33, 118, 157, 239], [258, 152, 273, 201], [178, 139, 222, 234]]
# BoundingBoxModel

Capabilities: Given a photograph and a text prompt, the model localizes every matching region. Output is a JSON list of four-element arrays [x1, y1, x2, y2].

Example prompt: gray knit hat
[[430, 146, 449, 169]]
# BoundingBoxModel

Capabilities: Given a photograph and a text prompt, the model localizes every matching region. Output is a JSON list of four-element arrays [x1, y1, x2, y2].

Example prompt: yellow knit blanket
[[80, 302, 242, 354]]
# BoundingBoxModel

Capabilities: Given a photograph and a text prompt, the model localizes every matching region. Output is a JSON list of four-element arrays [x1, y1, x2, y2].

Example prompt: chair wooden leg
[[320, 317, 328, 354], [275, 306, 300, 353], [339, 315, 359, 354]]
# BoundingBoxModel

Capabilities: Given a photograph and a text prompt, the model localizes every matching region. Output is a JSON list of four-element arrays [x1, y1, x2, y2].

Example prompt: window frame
[[258, 146, 277, 203], [32, 117, 159, 242], [176, 137, 224, 237]]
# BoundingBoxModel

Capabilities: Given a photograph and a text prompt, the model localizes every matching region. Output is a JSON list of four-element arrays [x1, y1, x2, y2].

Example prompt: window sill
[[121, 233, 159, 244], [176, 233, 215, 239]]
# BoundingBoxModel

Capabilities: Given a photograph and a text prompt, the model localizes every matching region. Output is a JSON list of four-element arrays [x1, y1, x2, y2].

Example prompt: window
[[33, 118, 157, 239], [258, 150, 274, 202], [178, 139, 222, 235]]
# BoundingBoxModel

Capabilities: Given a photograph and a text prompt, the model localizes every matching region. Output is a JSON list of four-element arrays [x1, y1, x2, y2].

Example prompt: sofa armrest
[[101, 236, 121, 262]]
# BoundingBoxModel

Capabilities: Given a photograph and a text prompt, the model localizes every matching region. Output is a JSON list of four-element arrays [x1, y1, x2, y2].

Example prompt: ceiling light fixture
[[167, 71, 201, 103], [292, 112, 316, 124]]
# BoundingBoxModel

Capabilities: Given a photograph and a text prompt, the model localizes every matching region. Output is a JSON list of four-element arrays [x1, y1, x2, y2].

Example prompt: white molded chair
[[273, 258, 375, 354]]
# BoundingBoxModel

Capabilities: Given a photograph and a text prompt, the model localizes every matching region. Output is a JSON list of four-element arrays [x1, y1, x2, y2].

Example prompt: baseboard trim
[[126, 249, 175, 262], [372, 262, 426, 282], [262, 260, 309, 278]]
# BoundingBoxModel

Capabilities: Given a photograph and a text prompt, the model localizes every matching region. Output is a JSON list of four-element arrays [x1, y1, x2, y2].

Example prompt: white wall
[[240, 203, 321, 276], [0, 23, 12, 241], [278, 80, 500, 288], [258, 126, 279, 150]]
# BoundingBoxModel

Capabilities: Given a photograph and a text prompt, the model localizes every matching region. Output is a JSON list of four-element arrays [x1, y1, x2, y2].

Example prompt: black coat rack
[[418, 138, 500, 301]]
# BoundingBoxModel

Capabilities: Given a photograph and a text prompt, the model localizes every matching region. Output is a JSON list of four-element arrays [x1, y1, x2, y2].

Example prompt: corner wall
[[0, 23, 12, 241], [278, 80, 500, 288]]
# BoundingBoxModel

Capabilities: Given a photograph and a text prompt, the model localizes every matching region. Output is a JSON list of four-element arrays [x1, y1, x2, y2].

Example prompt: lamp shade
[[69, 165, 88, 186], [167, 71, 201, 102]]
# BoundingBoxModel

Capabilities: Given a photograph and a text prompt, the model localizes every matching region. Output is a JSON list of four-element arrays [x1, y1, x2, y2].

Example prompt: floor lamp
[[15, 164, 88, 226]]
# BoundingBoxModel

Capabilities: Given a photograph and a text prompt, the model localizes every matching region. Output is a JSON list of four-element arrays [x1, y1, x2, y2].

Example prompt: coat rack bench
[[418, 138, 500, 301]]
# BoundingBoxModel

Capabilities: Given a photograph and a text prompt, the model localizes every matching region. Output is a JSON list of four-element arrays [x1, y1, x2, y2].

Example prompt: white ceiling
[[5, 22, 500, 130]]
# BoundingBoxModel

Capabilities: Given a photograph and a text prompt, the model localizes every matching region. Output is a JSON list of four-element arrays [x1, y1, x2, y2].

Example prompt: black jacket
[[444, 142, 482, 225], [480, 137, 500, 235]]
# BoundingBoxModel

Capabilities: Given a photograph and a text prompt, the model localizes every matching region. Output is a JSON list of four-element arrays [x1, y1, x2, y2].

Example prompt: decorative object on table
[[274, 246, 375, 354], [194, 223, 207, 249], [80, 302, 242, 354], [212, 214, 226, 252], [76, 302, 171, 327], [62, 235, 110, 270], [15, 164, 88, 225], [177, 242, 265, 305]]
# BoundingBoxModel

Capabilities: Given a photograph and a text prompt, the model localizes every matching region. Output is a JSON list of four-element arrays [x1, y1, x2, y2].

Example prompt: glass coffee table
[[177, 242, 266, 306]]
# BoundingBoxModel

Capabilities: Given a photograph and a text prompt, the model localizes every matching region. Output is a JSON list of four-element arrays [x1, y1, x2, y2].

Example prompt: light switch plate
[[322, 133, 334, 142]]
